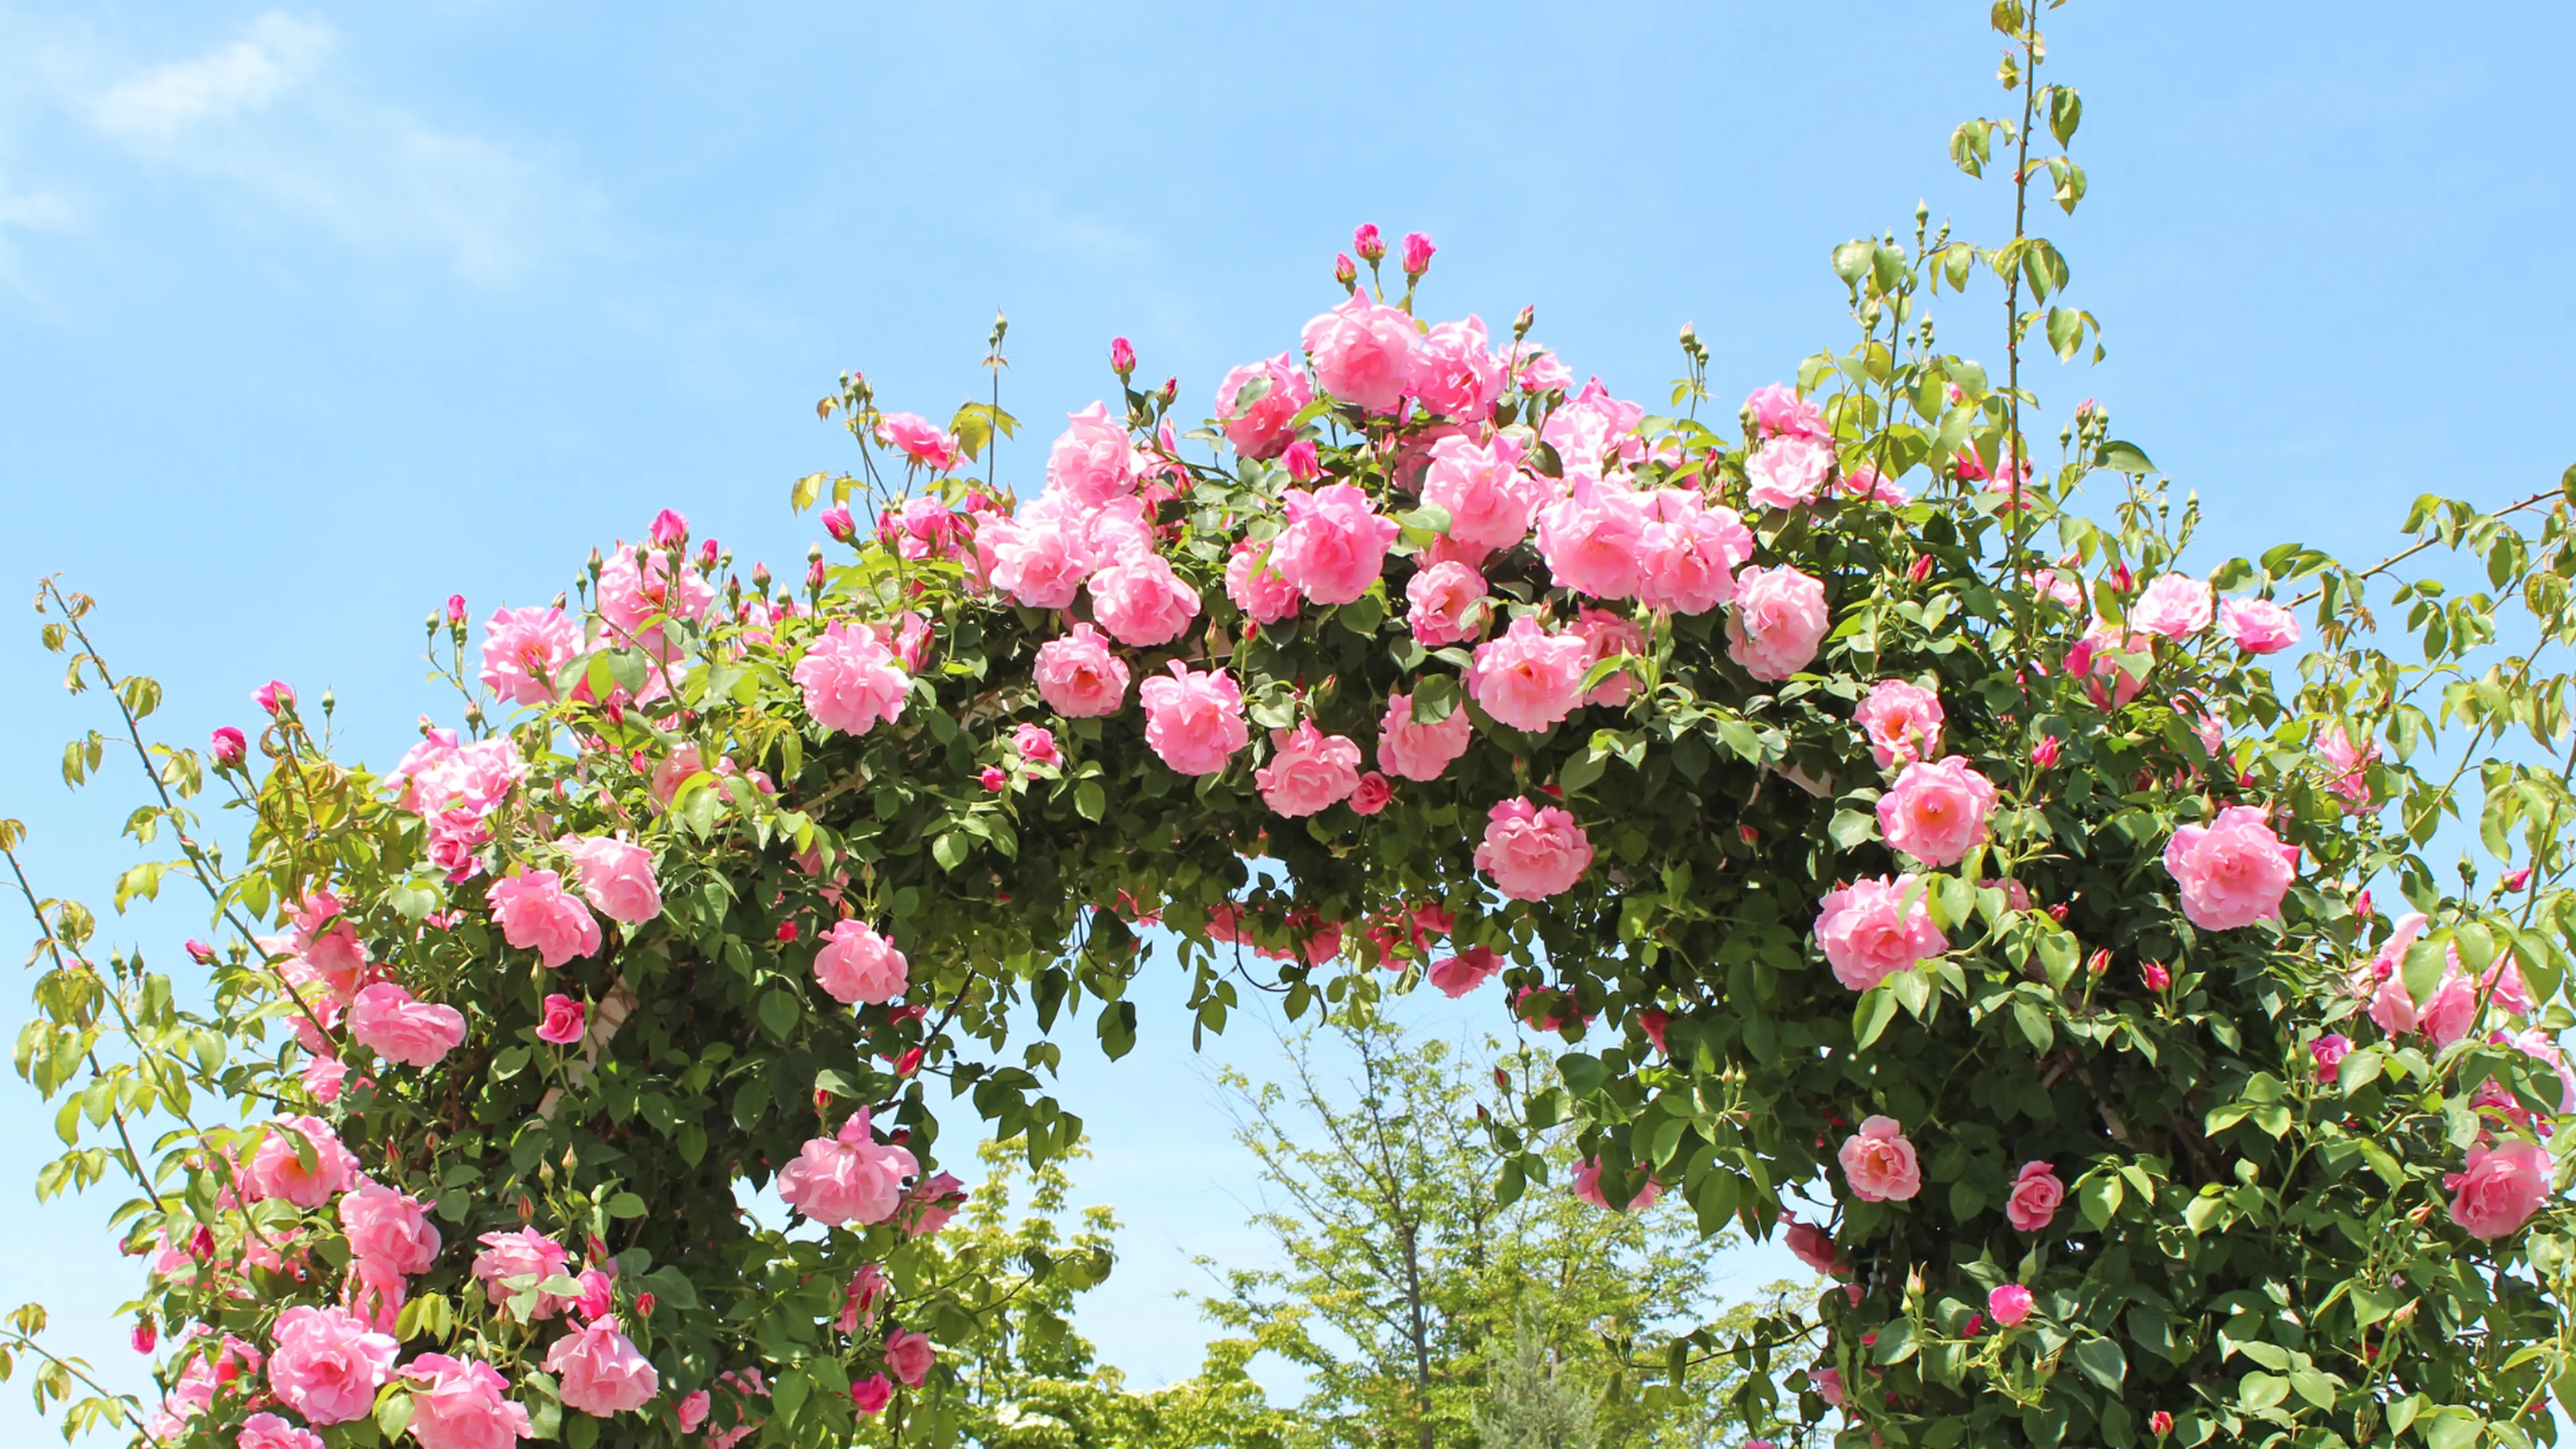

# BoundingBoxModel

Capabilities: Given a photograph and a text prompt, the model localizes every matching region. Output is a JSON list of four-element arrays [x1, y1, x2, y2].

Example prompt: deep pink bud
[[1907, 555, 1935, 584], [634, 1292, 654, 1317], [2141, 961, 2171, 990], [253, 681, 294, 716], [699, 539, 720, 568], [1353, 223, 1385, 264], [445, 594, 466, 624], [650, 508, 690, 547], [1283, 439, 1322, 482], [1334, 252, 1358, 289], [2110, 561, 2134, 594], [1110, 336, 1136, 378], [2149, 1411, 2174, 1438], [130, 1318, 154, 1354], [2505, 867, 2534, 892], [894, 1046, 924, 1077], [2354, 890, 2374, 920], [210, 727, 247, 767], [1159, 377, 1178, 406], [2087, 949, 2112, 977], [822, 506, 856, 543], [2030, 735, 2062, 768], [1401, 231, 1436, 278], [808, 557, 827, 590], [979, 766, 1008, 792], [184, 939, 216, 965]]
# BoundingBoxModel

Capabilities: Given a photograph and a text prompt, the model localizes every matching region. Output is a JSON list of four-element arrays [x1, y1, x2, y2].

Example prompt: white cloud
[[90, 11, 329, 142]]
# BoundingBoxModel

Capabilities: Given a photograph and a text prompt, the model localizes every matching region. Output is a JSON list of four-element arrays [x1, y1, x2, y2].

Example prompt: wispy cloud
[[90, 11, 329, 142]]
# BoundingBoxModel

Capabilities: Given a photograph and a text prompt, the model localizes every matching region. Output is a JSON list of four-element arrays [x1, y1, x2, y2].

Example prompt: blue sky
[[4, 0, 2575, 1433]]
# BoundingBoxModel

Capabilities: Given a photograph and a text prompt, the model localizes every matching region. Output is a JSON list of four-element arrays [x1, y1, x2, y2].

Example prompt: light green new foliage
[[1474, 1320, 1595, 1449]]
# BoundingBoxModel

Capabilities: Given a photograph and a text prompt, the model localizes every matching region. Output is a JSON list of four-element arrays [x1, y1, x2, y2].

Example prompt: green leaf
[[2095, 440, 2155, 474], [757, 990, 800, 1040], [1074, 781, 1106, 823], [604, 1191, 647, 1220], [2068, 1337, 2125, 1391], [932, 833, 970, 872], [1854, 986, 1900, 1049], [2424, 1409, 2485, 1449], [376, 1390, 416, 1442], [1827, 809, 1878, 851], [2078, 1173, 2124, 1229], [2238, 1371, 2288, 1413]]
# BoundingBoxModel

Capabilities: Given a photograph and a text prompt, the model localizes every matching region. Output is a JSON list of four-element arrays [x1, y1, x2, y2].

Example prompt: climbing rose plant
[[13, 7, 2576, 1447]]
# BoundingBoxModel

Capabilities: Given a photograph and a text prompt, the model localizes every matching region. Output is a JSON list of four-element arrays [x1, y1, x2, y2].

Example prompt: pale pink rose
[[2359, 912, 2431, 1034], [1474, 797, 1594, 901], [1405, 561, 1489, 647], [2162, 806, 2296, 930], [1256, 722, 1364, 817], [2220, 596, 2301, 653], [1570, 1157, 1660, 1212], [2131, 575, 2213, 640], [1813, 876, 1945, 991], [1214, 353, 1314, 460], [2064, 619, 2149, 708], [1535, 478, 1649, 600], [488, 869, 603, 969], [1413, 315, 1505, 421], [1810, 1367, 1846, 1407], [1856, 679, 1944, 769], [239, 1412, 326, 1449], [874, 413, 963, 472], [1570, 608, 1645, 707], [982, 506, 1092, 608], [1273, 482, 1399, 606], [2499, 1028, 2576, 1113], [814, 920, 909, 1006], [2318, 724, 2378, 808], [1837, 1116, 1921, 1202], [1988, 1284, 2035, 1328], [558, 836, 661, 924], [1300, 293, 1420, 413], [676, 1390, 711, 1434], [1350, 771, 1393, 814], [301, 1055, 348, 1103], [1225, 539, 1303, 625], [473, 1229, 576, 1317], [244, 1115, 358, 1208], [2025, 568, 2084, 610], [402, 1354, 535, 1449], [2004, 1161, 2063, 1232], [1782, 1220, 1841, 1275], [1513, 343, 1574, 395], [1087, 552, 1203, 647], [1002, 724, 1057, 768], [794, 621, 911, 737], [1726, 566, 1829, 682], [2419, 967, 2484, 1049], [2449, 1138, 2549, 1240], [1840, 464, 1911, 504], [849, 1375, 895, 1415], [883, 1328, 935, 1388], [596, 543, 715, 660], [545, 1316, 660, 1416], [1427, 945, 1501, 998], [478, 606, 585, 706], [1420, 433, 1541, 552], [347, 981, 467, 1070], [1138, 662, 1250, 775], [1540, 379, 1646, 480], [1378, 692, 1474, 781], [775, 1110, 918, 1227], [1633, 490, 1753, 615], [1743, 382, 1827, 440], [1032, 623, 1130, 718], [537, 994, 586, 1046], [1876, 756, 2000, 867], [1744, 434, 1834, 509], [1468, 614, 1591, 733], [266, 1305, 396, 1425], [386, 731, 527, 820], [339, 1180, 440, 1275], [1044, 402, 1134, 504], [898, 1171, 968, 1238]]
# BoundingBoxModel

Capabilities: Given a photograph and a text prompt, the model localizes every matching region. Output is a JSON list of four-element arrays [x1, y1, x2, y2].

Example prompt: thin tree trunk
[[1403, 1220, 1434, 1449]]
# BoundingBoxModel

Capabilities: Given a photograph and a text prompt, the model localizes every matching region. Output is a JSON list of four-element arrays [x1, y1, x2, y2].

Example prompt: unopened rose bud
[[1334, 252, 1358, 292], [2141, 961, 2171, 990], [2031, 735, 2062, 768], [184, 939, 216, 965], [650, 508, 690, 548], [980, 766, 1008, 792], [2087, 949, 2112, 977], [894, 1046, 924, 1077], [320, 688, 335, 716], [752, 562, 772, 593], [700, 539, 720, 570], [552, 592, 568, 612], [587, 547, 604, 579], [2110, 561, 2134, 594], [2355, 890, 2373, 920], [2391, 1299, 2416, 1326], [1159, 377, 1179, 407], [2046, 902, 2070, 923], [2148, 1410, 2174, 1438], [776, 920, 799, 944], [210, 727, 246, 769], [808, 557, 826, 592], [635, 1292, 654, 1317], [1283, 439, 1322, 482], [2505, 867, 2534, 892], [1400, 230, 1435, 278], [1678, 321, 1699, 350], [1908, 555, 1935, 584], [1110, 336, 1136, 378], [1512, 305, 1535, 338], [446, 594, 466, 624], [253, 680, 294, 716], [1353, 223, 1385, 264], [1738, 824, 1759, 845], [130, 1318, 155, 1354], [822, 505, 855, 543]]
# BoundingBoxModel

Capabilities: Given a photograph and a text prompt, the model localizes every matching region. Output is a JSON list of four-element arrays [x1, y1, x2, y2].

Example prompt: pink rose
[[301, 1054, 348, 1103], [1570, 1157, 1660, 1212], [1474, 797, 1593, 901], [874, 413, 963, 472], [2065, 619, 2149, 708], [2310, 1033, 2353, 1083], [244, 1115, 358, 1208], [2162, 806, 2296, 930], [1087, 552, 1203, 648], [1419, 433, 1541, 553], [1535, 478, 1650, 600], [401, 1354, 535, 1449], [1044, 402, 1134, 504], [794, 621, 911, 737], [488, 869, 603, 969], [899, 1171, 968, 1238], [676, 1390, 711, 1434], [776, 1110, 918, 1227], [1013, 723, 1061, 766], [341, 1179, 441, 1277], [1214, 354, 1314, 460], [1301, 293, 1419, 413], [2131, 575, 2213, 640], [1726, 565, 1829, 682], [2003, 1161, 2062, 1232], [478, 606, 584, 706], [1350, 771, 1393, 815], [1225, 539, 1303, 625], [883, 1328, 936, 1388], [545, 1316, 661, 1416], [1988, 1283, 2035, 1328], [1876, 755, 2000, 867], [1413, 315, 1505, 422], [266, 1305, 397, 1425], [1743, 382, 1827, 440], [596, 542, 714, 655], [849, 1375, 895, 1415], [1570, 607, 1645, 708], [1540, 380, 1646, 480], [1378, 692, 1474, 782], [1809, 1367, 1846, 1407], [1427, 946, 1501, 998], [348, 982, 467, 1069], [814, 920, 910, 1006], [1634, 490, 1753, 615], [239, 1412, 326, 1449], [1405, 561, 1490, 647], [211, 726, 248, 768], [2318, 724, 2378, 808], [1782, 1220, 1842, 1275], [1256, 722, 1363, 817], [1840, 464, 1911, 505], [472, 1229, 576, 1318], [1468, 614, 1591, 733], [983, 505, 1093, 609], [1813, 876, 1945, 991], [1032, 623, 1131, 718], [386, 730, 527, 820], [1138, 662, 1250, 776], [1837, 1115, 1921, 1202], [558, 836, 661, 925], [2220, 596, 2301, 653], [1744, 434, 1835, 510], [537, 994, 586, 1046], [1855, 679, 1944, 770], [1273, 482, 1399, 606]]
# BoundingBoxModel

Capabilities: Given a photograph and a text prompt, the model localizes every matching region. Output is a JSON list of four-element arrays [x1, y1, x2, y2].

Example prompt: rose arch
[[13, 11, 2576, 1449]]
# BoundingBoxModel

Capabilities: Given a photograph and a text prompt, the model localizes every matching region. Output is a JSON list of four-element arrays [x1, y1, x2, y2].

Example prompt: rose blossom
[[814, 920, 910, 1006], [1633, 490, 1753, 615], [1813, 876, 1945, 991], [1420, 433, 1542, 553], [1412, 315, 1505, 421], [1138, 662, 1250, 775], [1468, 614, 1591, 733], [1225, 539, 1302, 624], [882, 1328, 936, 1388], [545, 1316, 661, 1415], [849, 1376, 895, 1415], [1837, 1116, 1921, 1201], [537, 994, 586, 1046], [2162, 806, 2296, 930], [1301, 293, 1420, 413], [1570, 1157, 1661, 1212], [1272, 482, 1400, 606], [1032, 623, 1130, 717], [340, 1180, 440, 1275], [1428, 946, 1502, 998], [676, 1391, 711, 1434], [2004, 1162, 2063, 1232], [1535, 478, 1649, 600], [211, 726, 248, 767], [900, 1171, 968, 1238], [1087, 552, 1202, 649], [1810, 1367, 1846, 1407], [1855, 679, 1944, 769], [2318, 724, 2378, 808], [1744, 382, 1827, 440], [1044, 402, 1134, 503], [596, 543, 714, 655], [874, 413, 963, 471], [1876, 756, 2000, 868], [1782, 1220, 1842, 1275], [776, 1110, 918, 1227], [1256, 722, 1364, 817], [1744, 435, 1835, 510], [794, 621, 911, 736], [1214, 353, 1313, 460], [1541, 379, 1646, 480], [1405, 560, 1490, 647], [2310, 1033, 2353, 1083], [347, 983, 467, 1069], [1474, 797, 1593, 901], [244, 1115, 359, 1208], [488, 869, 603, 969], [2449, 1137, 2549, 1240], [266, 1305, 397, 1425], [472, 1229, 575, 1317], [1378, 692, 1474, 781], [1350, 771, 1393, 814], [1569, 608, 1645, 708], [2065, 619, 2149, 708], [401, 1354, 535, 1449], [238, 1413, 325, 1449], [557, 836, 661, 924], [2131, 575, 2214, 640], [1725, 566, 1828, 681], [478, 606, 584, 706], [2220, 596, 2301, 653], [1012, 722, 1061, 766], [1988, 1284, 2035, 1328]]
